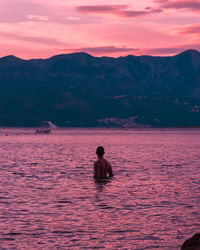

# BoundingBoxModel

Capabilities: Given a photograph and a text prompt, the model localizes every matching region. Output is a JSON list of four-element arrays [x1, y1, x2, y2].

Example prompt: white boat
[[35, 128, 51, 134], [35, 121, 57, 134]]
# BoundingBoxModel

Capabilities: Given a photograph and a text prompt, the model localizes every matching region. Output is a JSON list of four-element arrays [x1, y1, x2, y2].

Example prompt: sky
[[0, 0, 200, 59]]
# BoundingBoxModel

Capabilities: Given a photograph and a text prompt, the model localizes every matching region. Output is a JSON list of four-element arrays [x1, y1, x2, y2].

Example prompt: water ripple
[[0, 128, 200, 249]]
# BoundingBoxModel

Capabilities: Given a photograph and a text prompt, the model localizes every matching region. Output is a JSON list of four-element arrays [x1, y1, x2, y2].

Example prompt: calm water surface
[[0, 128, 200, 249]]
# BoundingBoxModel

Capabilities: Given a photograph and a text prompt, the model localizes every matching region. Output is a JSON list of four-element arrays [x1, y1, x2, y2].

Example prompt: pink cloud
[[0, 0, 47, 23], [155, 0, 200, 13], [0, 0, 199, 59], [0, 32, 66, 46], [177, 24, 200, 34], [140, 47, 185, 55], [0, 0, 92, 25], [77, 5, 162, 18], [59, 46, 138, 54], [139, 44, 200, 55], [118, 8, 162, 17], [77, 5, 127, 13]]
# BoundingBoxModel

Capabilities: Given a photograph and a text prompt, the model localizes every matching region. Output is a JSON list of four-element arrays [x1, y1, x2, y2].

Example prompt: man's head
[[96, 146, 105, 157]]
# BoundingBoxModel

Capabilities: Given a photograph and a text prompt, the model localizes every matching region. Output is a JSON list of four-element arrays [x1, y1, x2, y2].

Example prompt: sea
[[0, 128, 200, 249]]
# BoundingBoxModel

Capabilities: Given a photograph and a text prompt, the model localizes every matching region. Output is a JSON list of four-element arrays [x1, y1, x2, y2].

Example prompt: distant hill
[[0, 50, 199, 127]]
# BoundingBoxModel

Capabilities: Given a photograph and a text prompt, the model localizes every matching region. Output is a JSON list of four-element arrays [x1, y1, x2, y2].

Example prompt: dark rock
[[181, 233, 200, 250]]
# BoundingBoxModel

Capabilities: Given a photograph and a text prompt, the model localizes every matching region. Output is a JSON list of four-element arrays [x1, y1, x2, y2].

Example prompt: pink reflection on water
[[0, 128, 200, 249]]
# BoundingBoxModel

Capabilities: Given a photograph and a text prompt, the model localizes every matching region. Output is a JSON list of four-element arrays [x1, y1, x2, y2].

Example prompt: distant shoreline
[[0, 126, 200, 129]]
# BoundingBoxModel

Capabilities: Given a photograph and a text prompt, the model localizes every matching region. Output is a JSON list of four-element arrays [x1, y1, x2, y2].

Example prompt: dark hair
[[96, 146, 105, 156]]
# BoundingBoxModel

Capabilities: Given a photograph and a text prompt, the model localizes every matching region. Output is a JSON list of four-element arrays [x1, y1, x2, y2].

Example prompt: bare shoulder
[[94, 158, 111, 168], [94, 159, 102, 167], [104, 158, 111, 167], [104, 158, 113, 177]]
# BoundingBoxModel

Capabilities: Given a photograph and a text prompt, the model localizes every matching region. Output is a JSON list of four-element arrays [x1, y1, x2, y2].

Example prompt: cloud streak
[[59, 46, 138, 54], [0, 0, 48, 23], [139, 44, 200, 55], [176, 24, 200, 34], [77, 5, 162, 18], [0, 0, 199, 59], [155, 0, 200, 13], [0, 0, 90, 25], [0, 32, 66, 46]]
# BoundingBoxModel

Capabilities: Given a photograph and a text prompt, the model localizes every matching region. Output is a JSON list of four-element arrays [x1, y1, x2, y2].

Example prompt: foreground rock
[[181, 233, 200, 250]]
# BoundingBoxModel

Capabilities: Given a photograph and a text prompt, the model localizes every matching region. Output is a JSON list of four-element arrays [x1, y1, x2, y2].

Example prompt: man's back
[[94, 158, 113, 179]]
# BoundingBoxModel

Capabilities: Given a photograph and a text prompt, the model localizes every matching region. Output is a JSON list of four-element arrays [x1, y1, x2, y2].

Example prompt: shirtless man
[[94, 146, 113, 179]]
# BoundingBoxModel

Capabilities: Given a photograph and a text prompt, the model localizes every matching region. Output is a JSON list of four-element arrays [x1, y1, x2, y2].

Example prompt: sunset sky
[[0, 0, 200, 59]]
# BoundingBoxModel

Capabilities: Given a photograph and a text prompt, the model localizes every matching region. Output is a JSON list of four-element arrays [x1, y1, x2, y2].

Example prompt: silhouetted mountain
[[0, 50, 199, 127]]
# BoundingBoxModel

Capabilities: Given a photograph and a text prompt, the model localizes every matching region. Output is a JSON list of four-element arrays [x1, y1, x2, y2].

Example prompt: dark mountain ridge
[[0, 50, 199, 127]]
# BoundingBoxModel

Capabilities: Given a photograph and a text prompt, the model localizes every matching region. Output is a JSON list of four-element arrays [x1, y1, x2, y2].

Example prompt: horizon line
[[0, 49, 199, 61]]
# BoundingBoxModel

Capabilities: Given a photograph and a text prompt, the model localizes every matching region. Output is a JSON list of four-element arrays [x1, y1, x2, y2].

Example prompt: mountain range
[[0, 49, 200, 127]]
